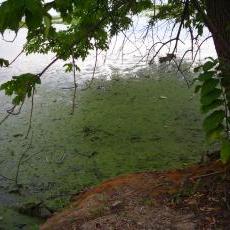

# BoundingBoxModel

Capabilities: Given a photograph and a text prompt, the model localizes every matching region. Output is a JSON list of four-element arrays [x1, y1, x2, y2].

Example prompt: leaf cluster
[[0, 0, 152, 113], [0, 0, 43, 32], [194, 58, 230, 163], [23, 0, 152, 61], [0, 73, 41, 105]]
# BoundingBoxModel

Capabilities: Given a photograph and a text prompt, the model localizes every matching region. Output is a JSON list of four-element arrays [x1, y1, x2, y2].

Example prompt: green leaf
[[200, 88, 222, 106], [201, 99, 224, 114], [203, 61, 216, 72], [0, 0, 25, 32], [206, 125, 224, 142], [55, 0, 73, 21], [201, 78, 220, 96], [194, 65, 202, 73], [0, 58, 9, 67], [0, 73, 40, 105], [198, 71, 215, 82], [203, 110, 225, 133], [63, 63, 73, 72], [25, 0, 43, 30], [221, 139, 230, 164], [205, 57, 216, 62]]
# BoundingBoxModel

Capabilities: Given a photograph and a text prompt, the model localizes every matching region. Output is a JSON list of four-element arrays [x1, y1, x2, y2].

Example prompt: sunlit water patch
[[0, 16, 216, 87]]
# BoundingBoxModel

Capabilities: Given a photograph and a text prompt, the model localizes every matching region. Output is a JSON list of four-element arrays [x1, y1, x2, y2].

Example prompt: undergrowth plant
[[194, 58, 230, 163]]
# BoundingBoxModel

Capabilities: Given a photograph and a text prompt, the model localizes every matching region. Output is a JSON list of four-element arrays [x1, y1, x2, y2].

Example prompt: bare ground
[[41, 160, 230, 230]]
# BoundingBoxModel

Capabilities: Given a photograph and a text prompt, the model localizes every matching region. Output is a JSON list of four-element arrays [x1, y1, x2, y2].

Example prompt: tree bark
[[205, 0, 230, 109]]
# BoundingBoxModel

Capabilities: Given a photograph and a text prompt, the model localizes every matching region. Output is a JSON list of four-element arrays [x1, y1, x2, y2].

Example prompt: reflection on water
[[0, 17, 216, 88]]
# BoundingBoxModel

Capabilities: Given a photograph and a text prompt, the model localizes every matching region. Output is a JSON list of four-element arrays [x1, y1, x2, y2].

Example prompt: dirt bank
[[41, 160, 230, 230]]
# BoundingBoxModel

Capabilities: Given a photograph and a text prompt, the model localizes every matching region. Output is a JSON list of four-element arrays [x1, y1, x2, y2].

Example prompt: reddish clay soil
[[41, 160, 230, 230]]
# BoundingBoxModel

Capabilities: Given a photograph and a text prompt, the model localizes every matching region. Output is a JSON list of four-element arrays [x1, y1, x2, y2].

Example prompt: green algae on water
[[0, 74, 206, 228]]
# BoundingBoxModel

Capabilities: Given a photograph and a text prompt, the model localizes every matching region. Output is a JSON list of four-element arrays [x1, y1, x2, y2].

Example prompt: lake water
[[0, 17, 215, 229], [0, 17, 216, 87]]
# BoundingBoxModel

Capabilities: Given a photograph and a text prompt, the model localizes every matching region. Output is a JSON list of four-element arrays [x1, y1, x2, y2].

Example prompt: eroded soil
[[42, 160, 230, 230]]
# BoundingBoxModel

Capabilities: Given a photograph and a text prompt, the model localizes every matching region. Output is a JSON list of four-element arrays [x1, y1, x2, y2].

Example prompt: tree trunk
[[205, 0, 230, 110]]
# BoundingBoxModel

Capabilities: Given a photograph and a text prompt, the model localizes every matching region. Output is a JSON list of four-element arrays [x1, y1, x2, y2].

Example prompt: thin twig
[[25, 88, 35, 139], [37, 57, 59, 77], [172, 0, 190, 54], [15, 134, 33, 185], [191, 170, 225, 180], [171, 58, 191, 88], [8, 47, 26, 66], [84, 47, 99, 89], [71, 54, 77, 115]]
